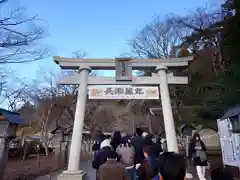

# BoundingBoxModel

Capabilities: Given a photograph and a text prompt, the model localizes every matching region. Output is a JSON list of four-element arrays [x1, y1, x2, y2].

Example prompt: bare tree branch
[[174, 5, 222, 50], [0, 71, 31, 111], [72, 49, 87, 59], [128, 6, 223, 124], [129, 15, 191, 58], [0, 0, 47, 63]]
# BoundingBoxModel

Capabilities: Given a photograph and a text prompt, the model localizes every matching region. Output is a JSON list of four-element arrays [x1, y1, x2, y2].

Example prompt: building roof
[[0, 108, 27, 125], [220, 105, 240, 120]]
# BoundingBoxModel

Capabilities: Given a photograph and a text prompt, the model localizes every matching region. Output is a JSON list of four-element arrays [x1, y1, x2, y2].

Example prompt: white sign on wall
[[217, 118, 240, 168], [88, 86, 159, 99]]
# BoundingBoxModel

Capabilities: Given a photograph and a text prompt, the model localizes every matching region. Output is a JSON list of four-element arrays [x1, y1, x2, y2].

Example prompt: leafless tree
[[0, 72, 30, 111], [28, 71, 101, 150], [174, 5, 222, 51], [71, 48, 97, 76], [129, 5, 222, 123], [130, 5, 222, 58], [129, 15, 192, 58], [0, 69, 8, 96], [3, 86, 28, 111], [129, 15, 192, 121], [27, 74, 59, 155], [174, 5, 226, 73], [0, 0, 47, 63], [72, 49, 87, 59]]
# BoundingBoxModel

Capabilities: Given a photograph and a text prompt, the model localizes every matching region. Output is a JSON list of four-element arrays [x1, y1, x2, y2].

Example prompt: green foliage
[[187, 1, 240, 120], [207, 0, 240, 112]]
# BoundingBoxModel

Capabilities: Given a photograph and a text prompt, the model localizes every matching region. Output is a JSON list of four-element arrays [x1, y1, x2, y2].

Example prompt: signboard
[[233, 133, 240, 164], [218, 118, 240, 168], [115, 58, 132, 81], [88, 86, 159, 99]]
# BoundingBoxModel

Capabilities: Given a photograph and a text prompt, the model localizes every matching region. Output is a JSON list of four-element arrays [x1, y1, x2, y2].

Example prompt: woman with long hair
[[189, 133, 208, 180], [111, 131, 122, 151]]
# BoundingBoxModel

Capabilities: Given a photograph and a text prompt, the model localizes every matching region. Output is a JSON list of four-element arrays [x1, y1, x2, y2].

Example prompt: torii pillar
[[58, 65, 91, 180], [156, 66, 178, 153]]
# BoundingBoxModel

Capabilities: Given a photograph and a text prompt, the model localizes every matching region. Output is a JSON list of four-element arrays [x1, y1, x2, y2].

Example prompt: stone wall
[[199, 128, 220, 148]]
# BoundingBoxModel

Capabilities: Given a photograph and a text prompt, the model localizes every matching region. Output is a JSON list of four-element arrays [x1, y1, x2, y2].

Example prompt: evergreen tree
[[216, 0, 240, 108]]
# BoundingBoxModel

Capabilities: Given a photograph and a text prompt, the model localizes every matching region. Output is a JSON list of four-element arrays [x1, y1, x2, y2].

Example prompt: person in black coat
[[131, 128, 145, 164], [111, 131, 122, 151], [92, 130, 106, 152], [154, 137, 163, 158], [92, 146, 112, 171], [144, 134, 154, 146], [144, 134, 162, 158]]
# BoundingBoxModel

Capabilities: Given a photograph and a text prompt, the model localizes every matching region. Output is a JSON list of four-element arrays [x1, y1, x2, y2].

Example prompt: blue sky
[[10, 0, 215, 81]]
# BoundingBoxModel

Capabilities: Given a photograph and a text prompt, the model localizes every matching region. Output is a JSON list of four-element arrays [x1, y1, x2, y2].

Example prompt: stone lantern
[[0, 108, 26, 179]]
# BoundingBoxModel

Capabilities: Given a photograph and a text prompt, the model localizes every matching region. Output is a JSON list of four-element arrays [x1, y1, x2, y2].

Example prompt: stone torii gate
[[54, 56, 193, 180]]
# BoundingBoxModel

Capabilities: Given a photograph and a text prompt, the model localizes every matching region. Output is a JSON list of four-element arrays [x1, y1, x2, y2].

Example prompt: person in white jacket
[[100, 136, 112, 149]]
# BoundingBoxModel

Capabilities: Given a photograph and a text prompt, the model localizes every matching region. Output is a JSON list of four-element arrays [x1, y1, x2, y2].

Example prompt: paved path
[[35, 160, 211, 180], [34, 160, 96, 180], [81, 160, 96, 180]]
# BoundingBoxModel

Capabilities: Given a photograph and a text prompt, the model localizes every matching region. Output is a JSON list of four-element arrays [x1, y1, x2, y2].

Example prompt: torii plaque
[[115, 58, 132, 81]]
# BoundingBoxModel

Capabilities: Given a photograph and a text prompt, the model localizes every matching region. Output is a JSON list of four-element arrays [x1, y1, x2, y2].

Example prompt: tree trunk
[[147, 113, 153, 134], [0, 138, 9, 180], [174, 107, 183, 121], [41, 128, 49, 156], [132, 117, 136, 134], [43, 132, 49, 156]]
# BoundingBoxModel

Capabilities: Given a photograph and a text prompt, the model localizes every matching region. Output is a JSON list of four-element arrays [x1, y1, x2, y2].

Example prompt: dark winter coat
[[154, 140, 162, 158], [189, 140, 208, 166], [111, 137, 121, 151], [92, 147, 112, 171], [144, 135, 154, 146], [131, 136, 145, 164], [92, 134, 106, 151]]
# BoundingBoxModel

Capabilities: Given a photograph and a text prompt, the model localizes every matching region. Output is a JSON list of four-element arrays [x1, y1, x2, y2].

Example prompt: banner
[[88, 86, 159, 99]]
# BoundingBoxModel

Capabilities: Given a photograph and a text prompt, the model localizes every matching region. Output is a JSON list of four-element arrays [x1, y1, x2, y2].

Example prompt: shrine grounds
[[4, 148, 240, 180]]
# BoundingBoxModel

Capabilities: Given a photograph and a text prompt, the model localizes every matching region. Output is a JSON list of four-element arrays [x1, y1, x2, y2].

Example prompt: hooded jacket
[[116, 143, 135, 167]]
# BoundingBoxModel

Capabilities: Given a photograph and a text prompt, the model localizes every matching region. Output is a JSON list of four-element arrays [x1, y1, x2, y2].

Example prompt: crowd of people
[[91, 128, 233, 180]]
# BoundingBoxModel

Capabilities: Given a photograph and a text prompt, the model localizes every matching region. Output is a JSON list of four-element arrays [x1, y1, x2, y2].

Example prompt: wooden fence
[[79, 134, 220, 159]]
